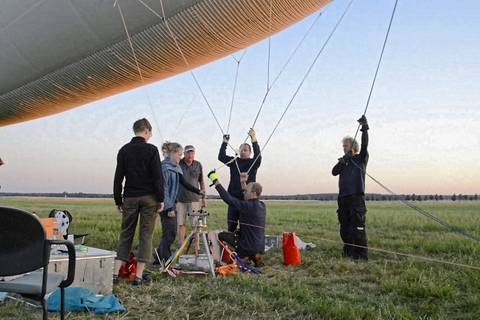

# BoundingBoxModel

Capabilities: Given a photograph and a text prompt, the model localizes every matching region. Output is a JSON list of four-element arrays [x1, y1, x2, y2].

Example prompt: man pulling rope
[[332, 115, 369, 260]]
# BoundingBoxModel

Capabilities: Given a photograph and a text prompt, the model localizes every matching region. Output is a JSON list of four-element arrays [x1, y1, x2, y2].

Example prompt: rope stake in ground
[[246, 0, 355, 174]]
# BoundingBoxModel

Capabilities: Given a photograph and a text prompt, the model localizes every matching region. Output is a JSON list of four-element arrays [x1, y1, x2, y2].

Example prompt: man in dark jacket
[[332, 115, 369, 260], [113, 118, 164, 285], [218, 128, 261, 232], [208, 171, 265, 267]]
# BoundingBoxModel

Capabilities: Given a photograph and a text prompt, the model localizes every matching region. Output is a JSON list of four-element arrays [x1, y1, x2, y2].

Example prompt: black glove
[[357, 115, 369, 131], [223, 134, 230, 143]]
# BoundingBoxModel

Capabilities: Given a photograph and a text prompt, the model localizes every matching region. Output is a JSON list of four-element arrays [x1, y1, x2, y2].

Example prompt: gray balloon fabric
[[0, 0, 330, 127]]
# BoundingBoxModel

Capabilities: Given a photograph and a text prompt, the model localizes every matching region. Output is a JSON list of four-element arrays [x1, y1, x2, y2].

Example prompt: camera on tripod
[[188, 209, 209, 229]]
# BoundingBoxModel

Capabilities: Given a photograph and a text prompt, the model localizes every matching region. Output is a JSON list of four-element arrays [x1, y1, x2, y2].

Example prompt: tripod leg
[[185, 232, 194, 253], [194, 233, 200, 256], [165, 231, 194, 269], [201, 232, 216, 278]]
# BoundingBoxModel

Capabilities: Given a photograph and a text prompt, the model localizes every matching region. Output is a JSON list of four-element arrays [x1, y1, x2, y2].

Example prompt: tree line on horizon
[[0, 192, 478, 201]]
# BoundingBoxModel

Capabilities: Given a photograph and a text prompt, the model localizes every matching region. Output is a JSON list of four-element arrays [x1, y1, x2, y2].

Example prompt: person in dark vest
[[113, 118, 164, 285], [332, 115, 369, 260], [218, 128, 261, 232], [208, 171, 266, 267], [176, 145, 207, 245]]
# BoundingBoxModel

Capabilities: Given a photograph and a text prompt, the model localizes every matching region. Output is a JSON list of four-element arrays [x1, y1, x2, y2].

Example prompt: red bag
[[283, 232, 301, 266], [118, 252, 138, 281], [218, 240, 235, 264]]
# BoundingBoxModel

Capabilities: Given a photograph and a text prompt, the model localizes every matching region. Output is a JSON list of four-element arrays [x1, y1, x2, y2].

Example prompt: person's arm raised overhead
[[358, 115, 369, 162], [218, 134, 234, 164], [250, 128, 262, 169]]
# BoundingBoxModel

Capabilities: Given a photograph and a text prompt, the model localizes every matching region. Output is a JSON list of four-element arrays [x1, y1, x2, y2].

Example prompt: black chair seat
[[0, 207, 76, 320], [0, 271, 65, 295]]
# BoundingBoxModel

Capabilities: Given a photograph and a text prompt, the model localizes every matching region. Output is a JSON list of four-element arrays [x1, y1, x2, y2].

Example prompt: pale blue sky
[[0, 0, 479, 195]]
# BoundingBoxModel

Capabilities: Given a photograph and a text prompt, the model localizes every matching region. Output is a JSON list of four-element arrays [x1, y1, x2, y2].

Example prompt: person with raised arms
[[218, 128, 261, 232], [332, 115, 370, 260]]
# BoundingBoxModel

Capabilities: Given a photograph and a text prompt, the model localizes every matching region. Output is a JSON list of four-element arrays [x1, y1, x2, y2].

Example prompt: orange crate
[[40, 218, 59, 239]]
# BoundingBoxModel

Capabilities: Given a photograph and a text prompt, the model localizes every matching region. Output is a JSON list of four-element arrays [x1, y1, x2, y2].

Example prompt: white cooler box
[[49, 246, 116, 295]]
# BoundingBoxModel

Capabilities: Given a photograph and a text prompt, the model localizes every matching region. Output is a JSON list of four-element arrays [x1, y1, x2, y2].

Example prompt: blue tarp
[[47, 287, 125, 314]]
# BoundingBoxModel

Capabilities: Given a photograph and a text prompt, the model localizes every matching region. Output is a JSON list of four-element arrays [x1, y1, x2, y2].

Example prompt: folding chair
[[0, 207, 75, 320]]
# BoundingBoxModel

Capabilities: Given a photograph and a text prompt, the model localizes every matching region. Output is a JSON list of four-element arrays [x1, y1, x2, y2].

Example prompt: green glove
[[207, 170, 219, 186]]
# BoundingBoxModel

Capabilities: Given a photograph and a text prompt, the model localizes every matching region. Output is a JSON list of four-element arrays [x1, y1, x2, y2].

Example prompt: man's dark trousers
[[227, 205, 240, 232], [337, 195, 368, 260]]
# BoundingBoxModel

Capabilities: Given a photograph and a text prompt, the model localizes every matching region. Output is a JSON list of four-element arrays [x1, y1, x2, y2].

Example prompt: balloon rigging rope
[[226, 49, 247, 134], [244, 10, 323, 145], [267, 0, 273, 92], [133, 0, 237, 154], [169, 95, 196, 139], [245, 0, 355, 174], [115, 0, 165, 141], [352, 0, 399, 143], [340, 0, 480, 242], [220, 9, 324, 173], [222, 219, 480, 270]]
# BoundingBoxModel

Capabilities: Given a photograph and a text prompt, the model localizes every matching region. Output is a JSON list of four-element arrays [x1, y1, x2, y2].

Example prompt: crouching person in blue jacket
[[208, 171, 266, 267]]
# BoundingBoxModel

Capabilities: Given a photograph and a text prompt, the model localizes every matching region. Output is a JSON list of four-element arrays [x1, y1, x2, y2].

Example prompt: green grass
[[0, 198, 479, 319]]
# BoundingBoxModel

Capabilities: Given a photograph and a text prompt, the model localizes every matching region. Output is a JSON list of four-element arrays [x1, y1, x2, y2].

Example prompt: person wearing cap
[[207, 171, 266, 267], [218, 128, 261, 232], [332, 115, 370, 260], [176, 145, 207, 244]]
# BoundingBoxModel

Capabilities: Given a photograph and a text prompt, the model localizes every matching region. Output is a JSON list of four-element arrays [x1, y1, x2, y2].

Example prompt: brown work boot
[[254, 254, 264, 267]]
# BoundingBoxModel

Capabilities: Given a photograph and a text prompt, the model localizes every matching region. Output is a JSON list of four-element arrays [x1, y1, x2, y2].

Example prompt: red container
[[282, 232, 301, 266]]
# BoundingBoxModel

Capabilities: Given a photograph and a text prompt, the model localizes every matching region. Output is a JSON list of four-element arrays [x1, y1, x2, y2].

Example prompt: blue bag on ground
[[47, 287, 125, 314]]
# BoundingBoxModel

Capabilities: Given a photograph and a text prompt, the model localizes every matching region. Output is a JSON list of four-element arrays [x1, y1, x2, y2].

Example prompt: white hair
[[342, 136, 359, 153]]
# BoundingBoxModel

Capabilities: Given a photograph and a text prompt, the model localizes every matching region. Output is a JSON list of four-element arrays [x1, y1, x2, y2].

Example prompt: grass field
[[0, 197, 479, 319]]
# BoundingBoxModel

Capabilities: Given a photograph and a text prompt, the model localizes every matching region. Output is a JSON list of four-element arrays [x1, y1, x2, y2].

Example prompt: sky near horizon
[[0, 0, 479, 195]]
